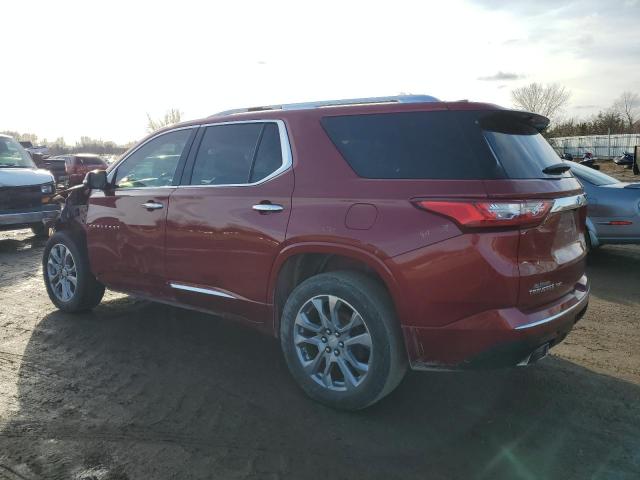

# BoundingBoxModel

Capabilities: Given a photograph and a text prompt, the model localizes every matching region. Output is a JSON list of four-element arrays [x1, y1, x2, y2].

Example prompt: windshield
[[0, 137, 36, 168], [569, 161, 619, 186]]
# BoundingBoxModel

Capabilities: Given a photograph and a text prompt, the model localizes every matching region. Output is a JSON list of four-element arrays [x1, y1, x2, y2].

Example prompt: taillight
[[414, 199, 553, 228]]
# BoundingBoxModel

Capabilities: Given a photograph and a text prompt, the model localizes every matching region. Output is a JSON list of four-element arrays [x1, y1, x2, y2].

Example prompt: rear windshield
[[322, 110, 566, 180], [475, 111, 570, 179], [79, 157, 105, 166]]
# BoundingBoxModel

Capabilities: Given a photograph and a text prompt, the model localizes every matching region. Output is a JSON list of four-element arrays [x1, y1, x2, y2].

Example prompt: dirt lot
[[0, 227, 639, 479], [597, 159, 638, 183]]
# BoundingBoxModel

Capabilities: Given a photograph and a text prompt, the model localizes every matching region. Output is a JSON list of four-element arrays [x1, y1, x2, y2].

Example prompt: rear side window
[[190, 122, 284, 186], [191, 124, 262, 185], [250, 123, 282, 183], [321, 111, 501, 180]]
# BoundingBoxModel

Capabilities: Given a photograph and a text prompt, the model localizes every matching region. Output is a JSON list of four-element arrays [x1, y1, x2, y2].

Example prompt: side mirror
[[84, 169, 108, 190]]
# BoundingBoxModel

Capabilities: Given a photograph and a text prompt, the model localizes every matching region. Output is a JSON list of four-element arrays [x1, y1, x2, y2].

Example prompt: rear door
[[164, 120, 294, 323], [86, 128, 196, 295]]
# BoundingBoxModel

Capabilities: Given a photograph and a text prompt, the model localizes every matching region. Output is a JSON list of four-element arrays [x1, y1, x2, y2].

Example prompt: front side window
[[0, 136, 36, 168], [114, 129, 192, 189], [190, 122, 284, 186]]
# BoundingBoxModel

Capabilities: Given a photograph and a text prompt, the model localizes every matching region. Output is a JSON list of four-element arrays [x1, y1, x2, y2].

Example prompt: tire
[[43, 230, 105, 313], [31, 223, 50, 239], [280, 271, 407, 410]]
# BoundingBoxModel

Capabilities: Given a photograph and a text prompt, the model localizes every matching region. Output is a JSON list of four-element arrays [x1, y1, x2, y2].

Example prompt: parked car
[[614, 152, 635, 167], [63, 154, 108, 186], [0, 134, 59, 237], [567, 161, 640, 249], [40, 156, 67, 184], [42, 95, 590, 410], [18, 141, 51, 167], [42, 154, 108, 187]]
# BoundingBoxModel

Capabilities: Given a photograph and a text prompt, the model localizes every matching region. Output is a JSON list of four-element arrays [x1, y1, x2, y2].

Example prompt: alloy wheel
[[47, 243, 78, 302], [294, 295, 372, 391]]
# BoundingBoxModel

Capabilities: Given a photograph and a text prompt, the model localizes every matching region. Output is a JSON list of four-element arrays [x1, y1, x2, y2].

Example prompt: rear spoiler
[[479, 109, 550, 133]]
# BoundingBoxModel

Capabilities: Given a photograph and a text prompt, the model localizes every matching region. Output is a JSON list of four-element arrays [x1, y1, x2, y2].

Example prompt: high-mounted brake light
[[414, 199, 553, 228]]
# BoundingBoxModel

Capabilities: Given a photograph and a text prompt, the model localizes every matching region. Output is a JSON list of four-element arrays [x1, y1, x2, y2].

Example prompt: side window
[[190, 124, 262, 185], [321, 112, 489, 179], [250, 123, 283, 183], [115, 129, 192, 189], [190, 122, 285, 186]]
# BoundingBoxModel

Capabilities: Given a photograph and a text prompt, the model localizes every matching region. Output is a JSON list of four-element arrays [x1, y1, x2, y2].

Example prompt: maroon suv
[[64, 154, 108, 187], [43, 95, 589, 410]]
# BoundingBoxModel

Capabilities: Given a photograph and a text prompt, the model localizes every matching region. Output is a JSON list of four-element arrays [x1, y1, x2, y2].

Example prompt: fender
[[267, 241, 405, 332], [50, 184, 90, 240]]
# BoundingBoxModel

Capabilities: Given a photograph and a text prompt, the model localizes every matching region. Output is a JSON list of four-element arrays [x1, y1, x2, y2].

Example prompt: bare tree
[[613, 91, 639, 130], [511, 83, 571, 121], [146, 109, 182, 133]]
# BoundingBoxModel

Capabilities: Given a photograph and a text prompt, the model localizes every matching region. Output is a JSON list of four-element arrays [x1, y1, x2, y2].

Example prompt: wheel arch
[[268, 242, 404, 336]]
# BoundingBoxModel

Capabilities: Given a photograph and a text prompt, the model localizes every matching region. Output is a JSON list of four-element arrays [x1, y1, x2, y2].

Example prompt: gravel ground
[[0, 229, 638, 480]]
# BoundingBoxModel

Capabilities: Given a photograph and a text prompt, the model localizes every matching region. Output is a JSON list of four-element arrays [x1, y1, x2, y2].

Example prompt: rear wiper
[[542, 163, 571, 174], [0, 164, 19, 168]]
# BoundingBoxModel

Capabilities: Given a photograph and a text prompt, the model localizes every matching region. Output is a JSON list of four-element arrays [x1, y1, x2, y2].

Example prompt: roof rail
[[210, 94, 440, 117]]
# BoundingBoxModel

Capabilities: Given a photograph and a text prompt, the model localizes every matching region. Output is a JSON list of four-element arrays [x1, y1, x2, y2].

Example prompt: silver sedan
[[569, 162, 640, 249]]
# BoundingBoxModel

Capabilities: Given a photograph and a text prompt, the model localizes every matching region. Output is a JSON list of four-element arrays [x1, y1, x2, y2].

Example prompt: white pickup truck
[[0, 134, 59, 237]]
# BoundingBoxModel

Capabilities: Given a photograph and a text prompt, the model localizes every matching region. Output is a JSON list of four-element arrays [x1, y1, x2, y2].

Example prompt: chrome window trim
[[106, 125, 199, 185], [550, 194, 587, 213], [177, 119, 293, 189], [169, 282, 236, 299]]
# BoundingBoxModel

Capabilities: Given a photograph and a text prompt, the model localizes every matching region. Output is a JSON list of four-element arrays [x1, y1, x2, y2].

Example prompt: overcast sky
[[2, 0, 638, 144]]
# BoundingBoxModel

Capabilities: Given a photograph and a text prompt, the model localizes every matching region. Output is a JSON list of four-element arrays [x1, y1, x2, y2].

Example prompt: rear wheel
[[280, 271, 407, 410], [43, 231, 105, 312]]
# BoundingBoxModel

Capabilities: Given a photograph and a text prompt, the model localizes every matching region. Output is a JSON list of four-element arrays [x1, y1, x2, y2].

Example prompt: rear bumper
[[0, 205, 60, 228], [404, 275, 590, 370]]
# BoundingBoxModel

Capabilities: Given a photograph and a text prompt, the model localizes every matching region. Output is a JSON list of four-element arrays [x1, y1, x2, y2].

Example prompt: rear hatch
[[453, 109, 586, 309], [320, 105, 587, 313]]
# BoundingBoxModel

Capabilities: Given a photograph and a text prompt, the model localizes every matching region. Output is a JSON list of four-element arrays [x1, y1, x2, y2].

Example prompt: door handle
[[252, 203, 284, 213], [141, 201, 164, 210]]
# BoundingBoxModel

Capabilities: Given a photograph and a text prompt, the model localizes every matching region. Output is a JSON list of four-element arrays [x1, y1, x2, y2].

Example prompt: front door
[[86, 128, 195, 295], [164, 120, 294, 323]]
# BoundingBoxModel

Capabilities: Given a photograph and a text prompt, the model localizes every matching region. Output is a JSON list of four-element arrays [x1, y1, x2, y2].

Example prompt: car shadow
[[587, 245, 640, 306], [1, 298, 638, 479]]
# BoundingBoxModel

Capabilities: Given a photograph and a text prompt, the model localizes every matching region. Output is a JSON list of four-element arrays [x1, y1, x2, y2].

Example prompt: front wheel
[[280, 271, 407, 410], [43, 231, 105, 312]]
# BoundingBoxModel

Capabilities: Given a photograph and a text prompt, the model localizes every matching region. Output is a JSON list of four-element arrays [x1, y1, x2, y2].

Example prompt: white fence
[[549, 133, 640, 158], [549, 134, 640, 158]]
